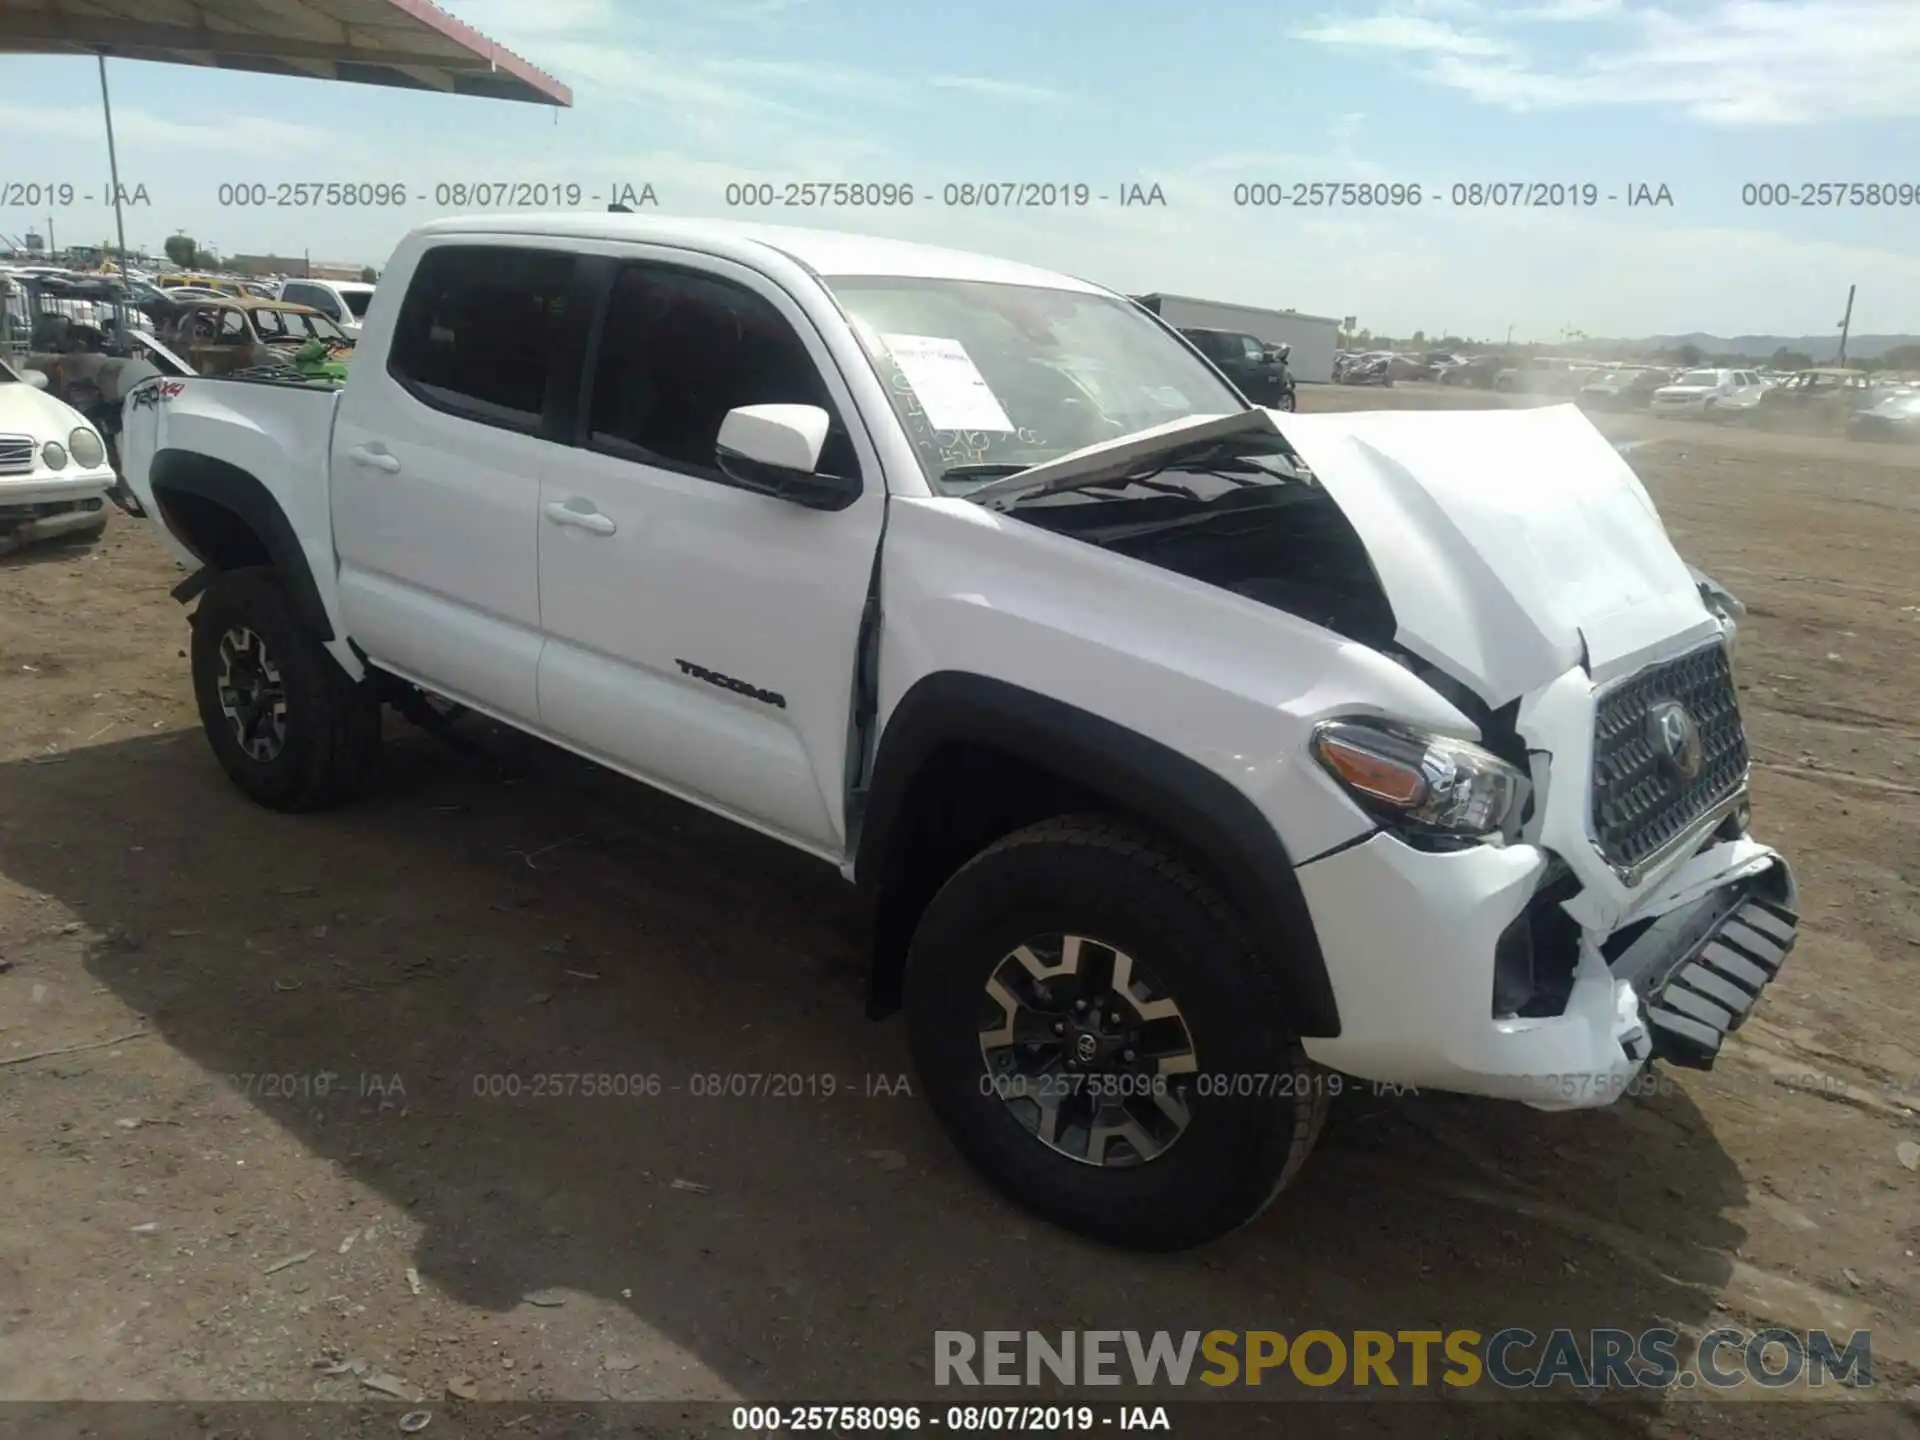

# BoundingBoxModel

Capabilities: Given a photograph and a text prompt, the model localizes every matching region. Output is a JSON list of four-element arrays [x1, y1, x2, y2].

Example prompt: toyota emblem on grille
[[1646, 700, 1704, 780], [1074, 1032, 1099, 1063]]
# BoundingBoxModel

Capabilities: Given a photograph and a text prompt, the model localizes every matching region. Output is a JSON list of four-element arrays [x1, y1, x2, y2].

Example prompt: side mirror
[[714, 403, 860, 511], [23, 368, 50, 391], [1275, 344, 1291, 363]]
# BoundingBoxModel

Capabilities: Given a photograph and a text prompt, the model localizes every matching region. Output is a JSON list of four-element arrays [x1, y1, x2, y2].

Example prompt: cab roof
[[409, 213, 1110, 295]]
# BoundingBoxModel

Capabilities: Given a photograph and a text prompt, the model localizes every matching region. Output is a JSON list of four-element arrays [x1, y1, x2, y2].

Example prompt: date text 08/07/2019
[[722, 182, 1167, 208], [730, 1404, 1166, 1432], [1229, 181, 1675, 208], [211, 181, 659, 209]]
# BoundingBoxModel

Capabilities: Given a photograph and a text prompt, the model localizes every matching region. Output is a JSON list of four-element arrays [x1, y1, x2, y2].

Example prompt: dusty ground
[[1, 387, 1917, 1438]]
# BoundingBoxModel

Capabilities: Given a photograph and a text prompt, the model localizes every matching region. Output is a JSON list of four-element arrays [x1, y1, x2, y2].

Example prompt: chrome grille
[[0, 433, 34, 475], [1591, 642, 1747, 873]]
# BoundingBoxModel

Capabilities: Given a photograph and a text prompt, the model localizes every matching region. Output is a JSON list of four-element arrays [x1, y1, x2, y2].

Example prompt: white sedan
[[1649, 367, 1767, 419], [0, 359, 117, 554]]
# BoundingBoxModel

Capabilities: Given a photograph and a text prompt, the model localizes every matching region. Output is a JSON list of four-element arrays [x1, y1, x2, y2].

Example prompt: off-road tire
[[904, 814, 1331, 1251], [190, 566, 380, 811]]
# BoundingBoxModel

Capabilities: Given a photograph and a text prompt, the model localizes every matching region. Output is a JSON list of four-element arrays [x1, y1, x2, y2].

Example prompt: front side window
[[387, 244, 575, 430], [586, 263, 855, 477], [824, 275, 1244, 492]]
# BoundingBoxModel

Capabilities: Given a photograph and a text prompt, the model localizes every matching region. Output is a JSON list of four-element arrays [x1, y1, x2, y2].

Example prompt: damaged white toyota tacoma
[[118, 215, 1797, 1250]]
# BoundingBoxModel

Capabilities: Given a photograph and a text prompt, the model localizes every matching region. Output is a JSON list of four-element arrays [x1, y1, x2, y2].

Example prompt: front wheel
[[190, 566, 381, 811], [1276, 387, 1297, 412], [904, 816, 1330, 1250]]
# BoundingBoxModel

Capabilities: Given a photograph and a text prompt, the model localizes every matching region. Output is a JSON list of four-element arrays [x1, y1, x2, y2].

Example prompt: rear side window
[[342, 289, 373, 318], [388, 245, 575, 431]]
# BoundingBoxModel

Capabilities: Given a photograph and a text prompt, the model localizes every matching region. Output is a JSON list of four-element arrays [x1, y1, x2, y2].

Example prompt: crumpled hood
[[970, 403, 1714, 707], [1271, 403, 1713, 705]]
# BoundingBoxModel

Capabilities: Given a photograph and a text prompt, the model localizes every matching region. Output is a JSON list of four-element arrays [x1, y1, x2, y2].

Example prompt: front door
[[534, 254, 885, 856]]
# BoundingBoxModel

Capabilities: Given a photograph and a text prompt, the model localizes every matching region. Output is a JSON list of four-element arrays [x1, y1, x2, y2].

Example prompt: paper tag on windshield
[[880, 333, 1015, 432]]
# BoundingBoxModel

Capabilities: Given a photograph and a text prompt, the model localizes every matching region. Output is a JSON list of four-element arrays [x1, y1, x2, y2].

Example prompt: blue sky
[[4, 0, 1917, 340]]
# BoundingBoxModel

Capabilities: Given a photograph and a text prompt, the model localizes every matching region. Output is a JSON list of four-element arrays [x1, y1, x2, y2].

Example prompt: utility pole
[[1836, 283, 1856, 366], [97, 54, 130, 279]]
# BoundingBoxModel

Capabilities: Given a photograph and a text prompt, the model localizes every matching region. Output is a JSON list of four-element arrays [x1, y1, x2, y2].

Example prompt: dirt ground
[[1, 386, 1917, 1438]]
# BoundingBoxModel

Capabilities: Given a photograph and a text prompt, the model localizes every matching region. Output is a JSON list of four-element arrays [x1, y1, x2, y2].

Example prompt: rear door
[[533, 252, 885, 855], [329, 240, 585, 724]]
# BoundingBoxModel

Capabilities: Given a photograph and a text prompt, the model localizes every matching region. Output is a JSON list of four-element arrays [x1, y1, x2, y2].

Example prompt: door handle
[[544, 500, 616, 535], [347, 444, 400, 474]]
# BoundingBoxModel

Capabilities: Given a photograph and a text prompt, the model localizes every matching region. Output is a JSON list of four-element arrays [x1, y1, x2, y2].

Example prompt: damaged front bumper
[[1611, 852, 1797, 1068], [1295, 828, 1798, 1109]]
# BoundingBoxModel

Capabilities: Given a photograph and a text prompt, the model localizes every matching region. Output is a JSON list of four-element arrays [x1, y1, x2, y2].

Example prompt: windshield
[[342, 289, 373, 318], [822, 275, 1243, 492], [1675, 370, 1720, 386]]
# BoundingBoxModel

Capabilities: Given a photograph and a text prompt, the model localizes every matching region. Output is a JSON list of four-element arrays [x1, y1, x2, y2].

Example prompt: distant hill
[[1635, 333, 1920, 361]]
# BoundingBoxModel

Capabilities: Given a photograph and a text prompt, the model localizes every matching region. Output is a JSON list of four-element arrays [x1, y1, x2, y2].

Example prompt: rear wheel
[[904, 815, 1330, 1251], [189, 566, 381, 811]]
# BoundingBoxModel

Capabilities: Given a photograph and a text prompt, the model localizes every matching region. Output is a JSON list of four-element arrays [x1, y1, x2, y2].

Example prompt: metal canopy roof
[[0, 0, 570, 105]]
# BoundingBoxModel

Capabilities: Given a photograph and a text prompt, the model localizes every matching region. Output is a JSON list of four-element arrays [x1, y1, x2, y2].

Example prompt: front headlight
[[1311, 719, 1528, 839], [69, 427, 105, 469], [40, 440, 67, 469]]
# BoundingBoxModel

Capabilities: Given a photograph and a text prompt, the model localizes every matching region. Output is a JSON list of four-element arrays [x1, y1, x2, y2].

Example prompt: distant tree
[[1410, 329, 1427, 346], [1770, 347, 1815, 370], [1878, 343, 1920, 370], [192, 248, 220, 269], [1676, 343, 1704, 366], [163, 233, 196, 268], [359, 266, 379, 283]]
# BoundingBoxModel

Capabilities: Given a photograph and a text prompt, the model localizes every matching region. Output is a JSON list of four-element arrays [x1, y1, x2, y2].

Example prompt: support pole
[[98, 53, 130, 278]]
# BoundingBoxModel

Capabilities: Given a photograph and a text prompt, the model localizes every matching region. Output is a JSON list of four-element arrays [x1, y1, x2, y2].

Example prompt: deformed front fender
[[855, 672, 1344, 1038]]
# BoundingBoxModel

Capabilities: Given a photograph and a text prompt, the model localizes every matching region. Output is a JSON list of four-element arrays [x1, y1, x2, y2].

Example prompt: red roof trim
[[373, 0, 572, 106]]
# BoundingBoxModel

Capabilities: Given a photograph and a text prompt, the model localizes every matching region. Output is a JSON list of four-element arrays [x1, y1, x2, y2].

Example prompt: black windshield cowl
[[978, 433, 1308, 513], [1001, 445, 1396, 647], [939, 462, 1035, 487]]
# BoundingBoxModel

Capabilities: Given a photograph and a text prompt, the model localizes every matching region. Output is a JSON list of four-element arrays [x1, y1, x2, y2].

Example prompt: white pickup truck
[[118, 214, 1797, 1251]]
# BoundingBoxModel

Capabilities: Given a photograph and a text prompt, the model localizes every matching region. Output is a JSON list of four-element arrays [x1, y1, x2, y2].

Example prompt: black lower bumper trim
[[1615, 861, 1798, 1069]]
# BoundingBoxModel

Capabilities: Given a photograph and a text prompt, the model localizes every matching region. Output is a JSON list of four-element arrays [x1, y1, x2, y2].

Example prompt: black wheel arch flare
[[149, 449, 334, 641], [855, 671, 1342, 1037]]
